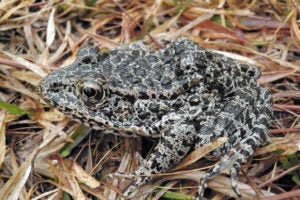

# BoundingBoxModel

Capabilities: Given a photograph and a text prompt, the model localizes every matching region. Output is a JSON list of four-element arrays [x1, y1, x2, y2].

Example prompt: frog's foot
[[111, 122, 195, 198], [197, 149, 243, 199], [110, 166, 153, 199]]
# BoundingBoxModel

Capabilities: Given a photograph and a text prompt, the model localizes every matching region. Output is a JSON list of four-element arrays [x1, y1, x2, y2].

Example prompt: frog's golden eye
[[79, 81, 105, 105]]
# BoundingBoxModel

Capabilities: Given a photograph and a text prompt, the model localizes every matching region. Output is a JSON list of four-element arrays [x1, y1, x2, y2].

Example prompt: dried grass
[[0, 0, 300, 199]]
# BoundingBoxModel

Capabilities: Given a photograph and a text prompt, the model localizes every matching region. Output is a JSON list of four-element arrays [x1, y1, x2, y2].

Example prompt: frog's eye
[[79, 81, 105, 105]]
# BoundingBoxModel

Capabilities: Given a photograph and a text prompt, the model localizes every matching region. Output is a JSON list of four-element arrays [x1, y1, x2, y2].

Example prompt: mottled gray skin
[[37, 38, 272, 199]]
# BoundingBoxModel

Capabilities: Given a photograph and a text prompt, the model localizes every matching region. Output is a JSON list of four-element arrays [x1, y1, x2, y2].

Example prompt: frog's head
[[37, 47, 135, 130]]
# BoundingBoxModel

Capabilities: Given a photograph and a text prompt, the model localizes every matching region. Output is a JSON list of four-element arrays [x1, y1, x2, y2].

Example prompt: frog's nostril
[[36, 83, 44, 94]]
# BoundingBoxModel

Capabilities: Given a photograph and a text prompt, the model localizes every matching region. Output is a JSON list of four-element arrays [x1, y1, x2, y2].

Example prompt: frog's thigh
[[122, 122, 195, 198]]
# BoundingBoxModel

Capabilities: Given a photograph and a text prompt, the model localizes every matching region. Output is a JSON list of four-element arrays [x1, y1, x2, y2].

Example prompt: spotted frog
[[37, 38, 272, 199]]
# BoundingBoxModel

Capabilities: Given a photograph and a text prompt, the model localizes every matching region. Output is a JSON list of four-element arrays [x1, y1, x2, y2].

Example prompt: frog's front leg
[[196, 86, 272, 199], [112, 120, 195, 198]]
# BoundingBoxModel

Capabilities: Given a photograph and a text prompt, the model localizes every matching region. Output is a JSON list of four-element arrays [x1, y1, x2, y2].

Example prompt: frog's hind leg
[[198, 126, 266, 198], [112, 121, 196, 198], [196, 87, 272, 199]]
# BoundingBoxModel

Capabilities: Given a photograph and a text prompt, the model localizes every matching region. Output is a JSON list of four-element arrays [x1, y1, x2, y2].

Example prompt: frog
[[37, 38, 272, 199]]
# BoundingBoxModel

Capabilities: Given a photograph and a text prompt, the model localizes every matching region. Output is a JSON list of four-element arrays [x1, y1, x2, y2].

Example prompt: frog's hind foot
[[197, 150, 243, 200]]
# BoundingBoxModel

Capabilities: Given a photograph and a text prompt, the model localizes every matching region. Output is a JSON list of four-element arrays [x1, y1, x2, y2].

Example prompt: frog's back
[[99, 40, 204, 99], [99, 38, 259, 100]]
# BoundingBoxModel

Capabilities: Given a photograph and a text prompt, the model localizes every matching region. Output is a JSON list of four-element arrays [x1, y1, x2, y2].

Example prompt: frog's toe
[[197, 176, 208, 200], [197, 164, 221, 199], [230, 163, 241, 197], [109, 171, 134, 178], [122, 184, 138, 199]]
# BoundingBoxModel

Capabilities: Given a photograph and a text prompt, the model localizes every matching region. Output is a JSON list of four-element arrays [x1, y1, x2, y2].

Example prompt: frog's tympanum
[[37, 38, 272, 199]]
